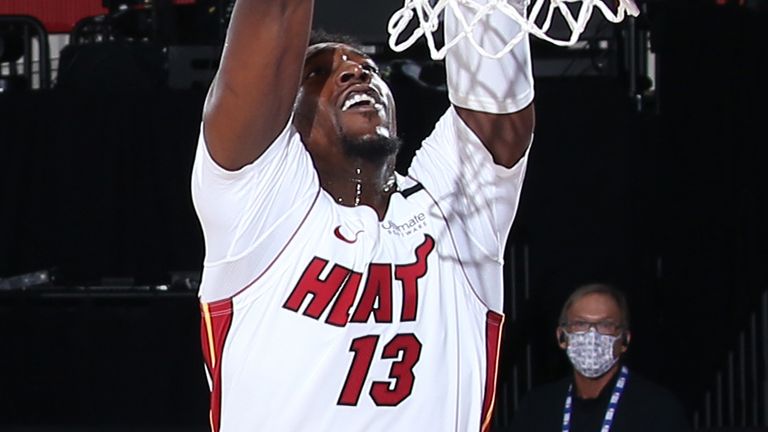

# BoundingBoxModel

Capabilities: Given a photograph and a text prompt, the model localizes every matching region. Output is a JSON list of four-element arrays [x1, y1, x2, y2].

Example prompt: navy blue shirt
[[507, 368, 690, 432]]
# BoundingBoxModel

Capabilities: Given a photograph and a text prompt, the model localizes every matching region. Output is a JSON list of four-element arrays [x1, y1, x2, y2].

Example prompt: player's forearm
[[203, 0, 314, 171], [445, 0, 535, 167], [445, 6, 534, 113]]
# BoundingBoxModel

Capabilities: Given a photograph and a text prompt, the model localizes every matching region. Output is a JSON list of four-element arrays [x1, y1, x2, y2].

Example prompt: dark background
[[0, 1, 766, 430]]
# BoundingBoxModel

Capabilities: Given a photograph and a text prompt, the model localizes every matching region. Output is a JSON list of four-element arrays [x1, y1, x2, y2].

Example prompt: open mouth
[[341, 89, 384, 112]]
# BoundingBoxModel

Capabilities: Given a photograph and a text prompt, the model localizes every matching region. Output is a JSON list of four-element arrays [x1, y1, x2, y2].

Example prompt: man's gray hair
[[558, 283, 630, 329]]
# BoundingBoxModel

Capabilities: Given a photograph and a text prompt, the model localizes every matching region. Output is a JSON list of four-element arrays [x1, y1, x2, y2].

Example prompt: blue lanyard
[[561, 366, 629, 432]]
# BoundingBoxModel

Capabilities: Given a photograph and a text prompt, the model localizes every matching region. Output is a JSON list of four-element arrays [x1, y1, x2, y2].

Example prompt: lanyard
[[561, 366, 629, 432]]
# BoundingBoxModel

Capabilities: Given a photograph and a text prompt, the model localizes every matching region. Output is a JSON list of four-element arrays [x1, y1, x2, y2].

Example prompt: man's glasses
[[562, 320, 623, 335]]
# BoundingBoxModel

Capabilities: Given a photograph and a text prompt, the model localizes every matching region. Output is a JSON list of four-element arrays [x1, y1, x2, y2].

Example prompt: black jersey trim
[[400, 183, 424, 198]]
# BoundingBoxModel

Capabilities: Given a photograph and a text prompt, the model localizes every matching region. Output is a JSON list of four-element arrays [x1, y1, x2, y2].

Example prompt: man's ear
[[620, 330, 631, 354], [556, 328, 567, 349]]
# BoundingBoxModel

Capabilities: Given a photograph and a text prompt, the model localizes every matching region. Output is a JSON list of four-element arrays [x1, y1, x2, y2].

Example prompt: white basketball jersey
[[192, 107, 529, 432]]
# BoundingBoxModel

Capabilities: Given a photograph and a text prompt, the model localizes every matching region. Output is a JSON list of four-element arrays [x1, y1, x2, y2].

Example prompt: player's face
[[293, 43, 397, 160]]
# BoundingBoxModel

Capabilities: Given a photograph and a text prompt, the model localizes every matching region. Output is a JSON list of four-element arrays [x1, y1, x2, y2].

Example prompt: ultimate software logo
[[380, 213, 426, 237]]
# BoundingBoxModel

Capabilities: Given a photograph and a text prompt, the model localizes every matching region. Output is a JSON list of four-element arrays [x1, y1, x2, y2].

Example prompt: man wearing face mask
[[507, 283, 690, 432]]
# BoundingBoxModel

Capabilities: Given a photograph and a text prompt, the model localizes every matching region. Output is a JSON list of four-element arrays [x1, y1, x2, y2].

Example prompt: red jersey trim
[[480, 310, 504, 432], [201, 299, 235, 432]]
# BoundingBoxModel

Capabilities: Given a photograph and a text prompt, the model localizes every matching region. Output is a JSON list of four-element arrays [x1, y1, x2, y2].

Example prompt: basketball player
[[191, 0, 534, 430]]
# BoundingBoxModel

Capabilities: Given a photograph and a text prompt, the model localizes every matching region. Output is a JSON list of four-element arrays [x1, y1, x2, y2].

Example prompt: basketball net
[[387, 0, 640, 60]]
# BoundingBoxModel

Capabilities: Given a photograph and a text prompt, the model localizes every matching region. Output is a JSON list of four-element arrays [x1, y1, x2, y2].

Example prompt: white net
[[387, 0, 640, 59]]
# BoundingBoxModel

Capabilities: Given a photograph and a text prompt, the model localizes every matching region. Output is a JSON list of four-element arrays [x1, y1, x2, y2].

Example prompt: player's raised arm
[[445, 0, 536, 168], [202, 0, 314, 171]]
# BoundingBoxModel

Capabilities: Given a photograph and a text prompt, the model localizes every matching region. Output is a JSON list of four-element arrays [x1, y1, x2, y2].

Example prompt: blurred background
[[0, 0, 766, 430]]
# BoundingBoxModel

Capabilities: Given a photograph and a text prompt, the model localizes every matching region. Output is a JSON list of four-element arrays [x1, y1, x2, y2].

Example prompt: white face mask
[[565, 328, 621, 378]]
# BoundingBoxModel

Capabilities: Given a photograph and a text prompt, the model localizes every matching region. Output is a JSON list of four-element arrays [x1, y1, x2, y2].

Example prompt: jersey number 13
[[337, 333, 422, 406]]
